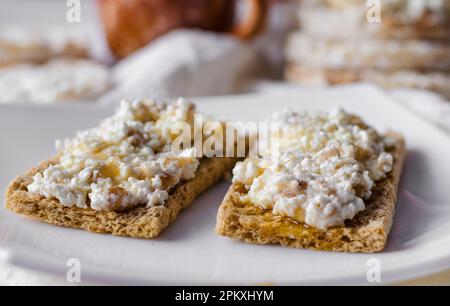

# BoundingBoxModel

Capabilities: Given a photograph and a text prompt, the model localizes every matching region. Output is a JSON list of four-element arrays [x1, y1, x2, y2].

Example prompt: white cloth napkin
[[100, 30, 265, 103]]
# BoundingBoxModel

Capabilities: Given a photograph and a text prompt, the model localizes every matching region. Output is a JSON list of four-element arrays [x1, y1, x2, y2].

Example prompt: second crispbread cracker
[[215, 132, 405, 253]]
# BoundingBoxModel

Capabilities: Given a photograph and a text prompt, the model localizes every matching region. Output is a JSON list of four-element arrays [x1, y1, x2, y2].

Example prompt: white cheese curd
[[0, 60, 111, 104], [28, 98, 200, 211], [232, 108, 394, 230]]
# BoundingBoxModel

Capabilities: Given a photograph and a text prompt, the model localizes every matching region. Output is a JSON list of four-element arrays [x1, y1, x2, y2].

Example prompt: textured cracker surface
[[6, 157, 237, 239], [216, 133, 405, 253]]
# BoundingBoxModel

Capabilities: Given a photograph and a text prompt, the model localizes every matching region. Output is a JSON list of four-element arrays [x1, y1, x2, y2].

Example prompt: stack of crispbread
[[285, 0, 450, 99], [0, 27, 112, 104]]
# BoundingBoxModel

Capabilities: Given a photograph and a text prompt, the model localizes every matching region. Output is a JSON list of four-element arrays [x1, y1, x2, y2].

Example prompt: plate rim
[[2, 84, 450, 285]]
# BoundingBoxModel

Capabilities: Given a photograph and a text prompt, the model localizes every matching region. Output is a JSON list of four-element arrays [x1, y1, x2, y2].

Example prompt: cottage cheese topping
[[298, 0, 450, 41], [232, 109, 393, 230], [0, 60, 111, 104], [27, 98, 199, 211]]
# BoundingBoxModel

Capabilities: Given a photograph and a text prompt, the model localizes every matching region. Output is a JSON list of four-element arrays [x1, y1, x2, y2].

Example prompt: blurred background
[[0, 0, 449, 130]]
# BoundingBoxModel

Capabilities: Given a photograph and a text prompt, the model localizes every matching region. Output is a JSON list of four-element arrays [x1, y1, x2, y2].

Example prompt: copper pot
[[98, 0, 268, 58]]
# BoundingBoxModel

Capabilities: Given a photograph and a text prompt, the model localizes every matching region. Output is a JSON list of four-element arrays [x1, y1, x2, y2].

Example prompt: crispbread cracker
[[285, 32, 450, 72], [285, 64, 450, 99], [6, 157, 237, 239], [215, 132, 405, 253]]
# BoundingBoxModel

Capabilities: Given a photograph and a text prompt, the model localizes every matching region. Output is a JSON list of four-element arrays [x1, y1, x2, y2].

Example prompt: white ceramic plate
[[1, 84, 450, 285]]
